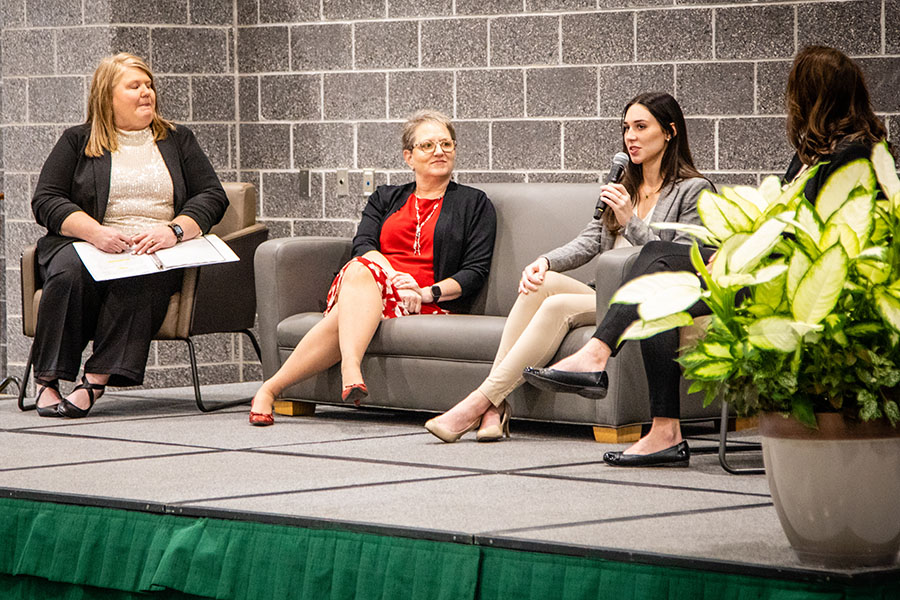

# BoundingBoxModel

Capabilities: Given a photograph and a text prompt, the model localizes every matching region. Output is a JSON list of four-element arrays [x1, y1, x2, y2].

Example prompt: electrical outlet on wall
[[336, 169, 349, 196], [362, 169, 374, 195]]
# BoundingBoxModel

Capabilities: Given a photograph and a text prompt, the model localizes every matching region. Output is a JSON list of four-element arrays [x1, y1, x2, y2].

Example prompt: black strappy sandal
[[57, 375, 106, 419], [34, 377, 62, 418]]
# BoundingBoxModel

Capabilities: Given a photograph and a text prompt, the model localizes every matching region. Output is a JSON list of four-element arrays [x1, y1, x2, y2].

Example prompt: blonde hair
[[85, 53, 174, 157], [401, 110, 455, 150]]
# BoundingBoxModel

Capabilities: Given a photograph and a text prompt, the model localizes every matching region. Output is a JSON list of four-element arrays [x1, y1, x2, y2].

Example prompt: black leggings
[[593, 241, 716, 419], [32, 244, 182, 387]]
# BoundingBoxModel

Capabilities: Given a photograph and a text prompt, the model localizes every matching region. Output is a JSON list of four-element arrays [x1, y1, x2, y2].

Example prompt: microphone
[[594, 152, 630, 219]]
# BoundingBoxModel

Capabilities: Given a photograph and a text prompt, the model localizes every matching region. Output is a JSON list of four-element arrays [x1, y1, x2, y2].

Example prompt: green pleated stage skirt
[[1, 498, 896, 599]]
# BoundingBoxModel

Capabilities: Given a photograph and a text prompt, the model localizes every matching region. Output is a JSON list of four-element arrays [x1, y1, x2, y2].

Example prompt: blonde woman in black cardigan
[[30, 53, 227, 418]]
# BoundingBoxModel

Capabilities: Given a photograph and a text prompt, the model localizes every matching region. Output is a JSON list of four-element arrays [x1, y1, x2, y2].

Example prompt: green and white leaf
[[815, 159, 876, 222], [786, 250, 812, 301], [854, 247, 891, 285], [825, 190, 874, 248], [791, 321, 824, 338], [754, 270, 786, 310], [825, 223, 861, 258], [722, 186, 764, 220], [650, 222, 719, 245], [758, 175, 783, 206], [720, 263, 787, 288], [728, 217, 788, 273], [871, 140, 900, 205], [690, 360, 734, 379], [777, 163, 821, 205], [698, 191, 754, 237], [791, 243, 848, 325], [619, 312, 694, 342], [747, 316, 801, 352], [717, 273, 757, 287], [637, 281, 703, 321], [794, 200, 822, 244], [874, 289, 900, 334], [611, 271, 701, 306], [701, 342, 734, 359], [711, 233, 749, 281]]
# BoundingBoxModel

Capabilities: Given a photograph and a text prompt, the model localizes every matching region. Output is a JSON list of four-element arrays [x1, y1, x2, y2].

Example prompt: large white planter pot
[[760, 412, 900, 567]]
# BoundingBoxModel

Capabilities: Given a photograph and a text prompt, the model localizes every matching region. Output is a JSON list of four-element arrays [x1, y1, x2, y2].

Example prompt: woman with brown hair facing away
[[425, 92, 713, 443], [526, 46, 888, 467], [249, 110, 497, 426]]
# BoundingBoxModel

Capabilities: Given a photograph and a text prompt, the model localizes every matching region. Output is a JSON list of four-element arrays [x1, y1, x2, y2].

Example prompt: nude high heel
[[424, 415, 481, 443], [476, 401, 511, 442]]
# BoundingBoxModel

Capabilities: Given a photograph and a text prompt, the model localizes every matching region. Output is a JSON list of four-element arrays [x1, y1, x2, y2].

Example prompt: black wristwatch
[[431, 285, 442, 303], [167, 222, 184, 243]]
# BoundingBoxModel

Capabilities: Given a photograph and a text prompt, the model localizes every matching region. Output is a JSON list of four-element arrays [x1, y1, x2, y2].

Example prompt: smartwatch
[[167, 222, 184, 243], [430, 285, 442, 303]]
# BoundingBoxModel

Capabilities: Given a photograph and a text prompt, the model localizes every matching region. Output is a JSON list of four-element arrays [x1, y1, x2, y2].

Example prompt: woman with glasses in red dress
[[249, 110, 496, 426]]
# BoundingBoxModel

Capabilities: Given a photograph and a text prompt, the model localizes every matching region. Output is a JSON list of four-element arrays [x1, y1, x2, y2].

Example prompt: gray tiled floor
[[2, 383, 897, 582]]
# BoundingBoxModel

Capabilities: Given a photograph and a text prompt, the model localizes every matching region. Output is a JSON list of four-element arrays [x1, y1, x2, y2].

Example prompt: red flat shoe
[[341, 383, 368, 406], [249, 410, 274, 426]]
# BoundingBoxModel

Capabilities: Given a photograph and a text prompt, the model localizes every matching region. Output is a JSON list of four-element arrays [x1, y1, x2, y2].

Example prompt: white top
[[612, 208, 656, 249], [103, 127, 174, 237]]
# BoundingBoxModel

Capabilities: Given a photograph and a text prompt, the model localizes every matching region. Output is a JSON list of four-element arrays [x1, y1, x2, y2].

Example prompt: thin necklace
[[638, 183, 661, 219], [414, 194, 442, 255]]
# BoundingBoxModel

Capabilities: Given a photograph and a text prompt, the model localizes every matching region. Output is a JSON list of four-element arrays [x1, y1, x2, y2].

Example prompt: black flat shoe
[[34, 377, 62, 418], [522, 367, 609, 399], [603, 441, 690, 467], [57, 375, 105, 419]]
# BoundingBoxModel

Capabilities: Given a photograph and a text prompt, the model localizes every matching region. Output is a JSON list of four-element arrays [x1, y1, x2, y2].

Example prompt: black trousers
[[593, 241, 716, 420], [32, 244, 182, 387]]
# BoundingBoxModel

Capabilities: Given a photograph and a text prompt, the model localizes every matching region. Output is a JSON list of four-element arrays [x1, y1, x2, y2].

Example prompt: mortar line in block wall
[[882, 0, 887, 55], [793, 4, 798, 54], [231, 55, 863, 79]]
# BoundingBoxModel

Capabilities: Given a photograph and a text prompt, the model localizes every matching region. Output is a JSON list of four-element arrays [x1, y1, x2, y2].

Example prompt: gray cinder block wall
[[1, 0, 898, 389]]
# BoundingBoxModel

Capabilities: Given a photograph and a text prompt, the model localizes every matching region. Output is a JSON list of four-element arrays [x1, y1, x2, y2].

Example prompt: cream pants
[[478, 271, 596, 406]]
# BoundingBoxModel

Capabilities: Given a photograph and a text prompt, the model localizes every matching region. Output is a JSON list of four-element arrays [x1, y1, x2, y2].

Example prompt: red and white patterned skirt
[[324, 256, 447, 319]]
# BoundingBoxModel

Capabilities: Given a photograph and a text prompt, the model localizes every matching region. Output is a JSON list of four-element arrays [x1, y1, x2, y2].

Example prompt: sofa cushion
[[466, 183, 601, 317], [278, 313, 506, 362]]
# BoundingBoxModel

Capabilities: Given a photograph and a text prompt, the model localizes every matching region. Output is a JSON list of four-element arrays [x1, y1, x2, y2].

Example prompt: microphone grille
[[612, 152, 630, 167]]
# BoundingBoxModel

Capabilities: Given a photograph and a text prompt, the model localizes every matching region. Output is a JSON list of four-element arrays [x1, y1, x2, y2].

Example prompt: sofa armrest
[[254, 237, 353, 376], [594, 247, 642, 320]]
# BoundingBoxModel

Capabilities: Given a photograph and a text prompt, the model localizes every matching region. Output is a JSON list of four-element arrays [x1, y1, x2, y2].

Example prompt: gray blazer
[[542, 176, 712, 273]]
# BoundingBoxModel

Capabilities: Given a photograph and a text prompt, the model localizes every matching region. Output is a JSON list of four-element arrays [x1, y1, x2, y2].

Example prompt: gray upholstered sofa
[[254, 183, 720, 439]]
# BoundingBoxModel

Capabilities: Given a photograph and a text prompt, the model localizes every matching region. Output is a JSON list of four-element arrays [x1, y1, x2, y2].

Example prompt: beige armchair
[[17, 181, 268, 412]]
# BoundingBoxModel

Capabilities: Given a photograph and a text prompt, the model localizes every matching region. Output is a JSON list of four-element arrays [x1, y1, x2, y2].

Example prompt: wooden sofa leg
[[735, 416, 759, 431], [274, 400, 316, 417], [592, 425, 642, 443]]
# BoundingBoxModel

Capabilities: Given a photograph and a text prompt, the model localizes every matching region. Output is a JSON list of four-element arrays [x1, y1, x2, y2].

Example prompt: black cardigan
[[352, 181, 497, 313], [783, 140, 874, 203], [32, 123, 228, 267]]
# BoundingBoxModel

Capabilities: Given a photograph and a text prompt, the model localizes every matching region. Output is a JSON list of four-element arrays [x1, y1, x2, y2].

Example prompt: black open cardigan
[[31, 122, 228, 267], [352, 181, 497, 313]]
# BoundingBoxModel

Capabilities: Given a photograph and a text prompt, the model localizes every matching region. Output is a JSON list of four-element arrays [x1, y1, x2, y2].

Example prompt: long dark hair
[[786, 45, 886, 165], [604, 92, 704, 234]]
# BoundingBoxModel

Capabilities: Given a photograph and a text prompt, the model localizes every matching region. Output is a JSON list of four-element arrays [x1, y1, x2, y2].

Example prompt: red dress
[[324, 194, 448, 319]]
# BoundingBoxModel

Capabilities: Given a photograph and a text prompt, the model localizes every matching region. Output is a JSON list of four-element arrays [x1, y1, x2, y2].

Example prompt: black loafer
[[522, 367, 608, 399], [603, 441, 690, 467]]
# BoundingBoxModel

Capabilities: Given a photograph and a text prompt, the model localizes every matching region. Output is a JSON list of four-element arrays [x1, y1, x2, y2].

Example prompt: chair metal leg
[[16, 346, 35, 412], [2, 375, 22, 401], [718, 401, 765, 475], [241, 329, 263, 362], [187, 333, 258, 413]]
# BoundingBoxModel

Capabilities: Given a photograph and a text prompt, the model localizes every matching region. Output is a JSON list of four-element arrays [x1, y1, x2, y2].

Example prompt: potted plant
[[612, 141, 900, 567]]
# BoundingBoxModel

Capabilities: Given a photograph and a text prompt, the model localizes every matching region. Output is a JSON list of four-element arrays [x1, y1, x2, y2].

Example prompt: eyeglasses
[[411, 139, 456, 154]]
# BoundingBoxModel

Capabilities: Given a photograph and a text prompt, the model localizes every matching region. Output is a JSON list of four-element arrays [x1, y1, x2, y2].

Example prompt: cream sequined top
[[102, 127, 175, 237]]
